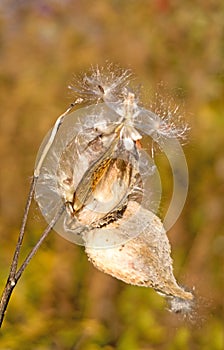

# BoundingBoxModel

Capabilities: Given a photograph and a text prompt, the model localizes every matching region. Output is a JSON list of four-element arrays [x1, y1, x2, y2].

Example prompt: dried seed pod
[[84, 200, 194, 314], [34, 66, 193, 314], [35, 101, 160, 246]]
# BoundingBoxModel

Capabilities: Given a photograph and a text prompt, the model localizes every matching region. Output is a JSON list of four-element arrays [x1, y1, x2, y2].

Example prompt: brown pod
[[84, 201, 194, 314]]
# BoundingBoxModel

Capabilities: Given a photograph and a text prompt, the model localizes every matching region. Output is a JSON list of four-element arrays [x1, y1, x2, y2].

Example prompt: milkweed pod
[[34, 65, 193, 314], [85, 200, 194, 314], [34, 103, 161, 247]]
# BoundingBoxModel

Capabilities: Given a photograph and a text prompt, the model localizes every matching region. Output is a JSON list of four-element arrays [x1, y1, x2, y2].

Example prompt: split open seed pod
[[34, 68, 193, 314]]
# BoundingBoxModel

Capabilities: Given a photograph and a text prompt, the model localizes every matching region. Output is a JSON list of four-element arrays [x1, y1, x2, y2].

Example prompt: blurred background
[[0, 1, 223, 349]]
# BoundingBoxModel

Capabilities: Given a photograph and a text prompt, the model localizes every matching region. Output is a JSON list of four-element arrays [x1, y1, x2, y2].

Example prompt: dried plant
[[0, 64, 193, 328]]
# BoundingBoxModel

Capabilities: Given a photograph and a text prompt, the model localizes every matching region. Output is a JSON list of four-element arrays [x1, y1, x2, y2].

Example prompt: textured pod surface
[[34, 72, 193, 313], [85, 200, 194, 312], [35, 102, 160, 246]]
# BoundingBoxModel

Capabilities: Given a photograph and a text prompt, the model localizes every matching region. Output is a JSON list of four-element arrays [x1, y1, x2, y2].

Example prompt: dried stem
[[34, 104, 75, 178], [10, 176, 37, 278], [0, 103, 75, 328], [15, 204, 65, 281], [0, 176, 65, 328], [0, 177, 36, 327]]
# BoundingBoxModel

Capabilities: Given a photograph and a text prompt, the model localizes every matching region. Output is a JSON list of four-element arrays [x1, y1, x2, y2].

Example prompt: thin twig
[[0, 178, 36, 327], [34, 104, 75, 178], [0, 204, 65, 328], [0, 103, 74, 328], [9, 176, 37, 278], [15, 204, 65, 281]]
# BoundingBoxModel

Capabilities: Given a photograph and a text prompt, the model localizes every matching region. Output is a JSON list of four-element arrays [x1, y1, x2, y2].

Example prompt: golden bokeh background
[[0, 1, 223, 349]]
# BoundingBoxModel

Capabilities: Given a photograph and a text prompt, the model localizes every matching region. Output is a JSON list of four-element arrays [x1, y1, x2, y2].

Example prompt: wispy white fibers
[[34, 64, 194, 315], [35, 102, 161, 246]]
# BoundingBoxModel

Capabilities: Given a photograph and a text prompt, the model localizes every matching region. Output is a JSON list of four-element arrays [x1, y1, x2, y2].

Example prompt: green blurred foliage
[[0, 0, 223, 349]]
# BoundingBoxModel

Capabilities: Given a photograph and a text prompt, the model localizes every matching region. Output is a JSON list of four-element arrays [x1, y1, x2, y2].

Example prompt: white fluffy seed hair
[[68, 63, 133, 104]]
